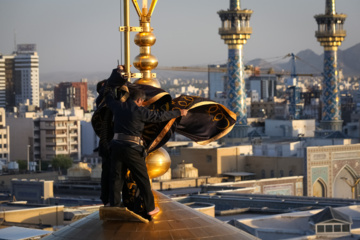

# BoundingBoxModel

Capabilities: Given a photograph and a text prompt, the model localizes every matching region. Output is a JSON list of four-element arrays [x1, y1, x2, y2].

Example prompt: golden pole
[[147, 0, 158, 18], [131, 0, 142, 17], [124, 0, 131, 78]]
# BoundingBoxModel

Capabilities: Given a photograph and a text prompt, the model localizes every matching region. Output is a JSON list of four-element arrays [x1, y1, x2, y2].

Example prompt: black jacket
[[106, 94, 181, 137]]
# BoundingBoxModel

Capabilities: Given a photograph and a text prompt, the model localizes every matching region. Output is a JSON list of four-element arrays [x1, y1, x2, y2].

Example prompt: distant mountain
[[274, 43, 360, 76], [246, 58, 277, 70], [40, 43, 360, 84], [339, 43, 360, 76]]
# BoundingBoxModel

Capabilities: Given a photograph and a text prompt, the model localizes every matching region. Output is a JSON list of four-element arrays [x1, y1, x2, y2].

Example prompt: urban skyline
[[0, 0, 359, 75]]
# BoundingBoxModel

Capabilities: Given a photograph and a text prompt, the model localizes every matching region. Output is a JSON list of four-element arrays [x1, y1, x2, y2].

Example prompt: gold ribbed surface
[[146, 148, 171, 179], [42, 191, 259, 240]]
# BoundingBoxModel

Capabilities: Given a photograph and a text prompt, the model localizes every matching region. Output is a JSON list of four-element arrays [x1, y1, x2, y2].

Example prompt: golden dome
[[133, 78, 161, 88], [145, 147, 171, 179]]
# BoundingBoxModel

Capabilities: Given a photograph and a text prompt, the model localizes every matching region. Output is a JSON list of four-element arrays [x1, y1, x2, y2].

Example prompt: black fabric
[[173, 95, 236, 142], [105, 94, 181, 137]]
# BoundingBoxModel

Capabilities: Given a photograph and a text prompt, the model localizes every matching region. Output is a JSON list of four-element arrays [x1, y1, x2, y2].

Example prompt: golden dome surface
[[42, 191, 258, 240]]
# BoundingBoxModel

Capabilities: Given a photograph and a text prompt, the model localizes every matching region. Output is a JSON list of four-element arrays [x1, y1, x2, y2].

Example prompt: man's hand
[[180, 109, 188, 117], [117, 65, 125, 74]]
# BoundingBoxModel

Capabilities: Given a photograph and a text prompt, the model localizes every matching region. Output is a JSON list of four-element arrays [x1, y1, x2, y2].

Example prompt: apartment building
[[33, 116, 81, 162]]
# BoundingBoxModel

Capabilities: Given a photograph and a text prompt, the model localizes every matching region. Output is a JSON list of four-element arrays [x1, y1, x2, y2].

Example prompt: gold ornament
[[146, 147, 171, 179]]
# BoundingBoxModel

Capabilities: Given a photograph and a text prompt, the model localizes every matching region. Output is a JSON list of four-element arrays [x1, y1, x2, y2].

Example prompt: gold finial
[[132, 0, 160, 88]]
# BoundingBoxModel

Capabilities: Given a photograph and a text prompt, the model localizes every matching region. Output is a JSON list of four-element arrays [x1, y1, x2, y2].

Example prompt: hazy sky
[[0, 0, 359, 74]]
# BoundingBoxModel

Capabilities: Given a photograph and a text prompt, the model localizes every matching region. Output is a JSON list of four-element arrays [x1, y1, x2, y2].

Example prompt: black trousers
[[100, 156, 110, 205], [109, 140, 155, 212]]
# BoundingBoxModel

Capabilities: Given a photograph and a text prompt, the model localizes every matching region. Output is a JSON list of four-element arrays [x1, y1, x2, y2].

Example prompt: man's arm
[[140, 108, 188, 123], [107, 65, 128, 88]]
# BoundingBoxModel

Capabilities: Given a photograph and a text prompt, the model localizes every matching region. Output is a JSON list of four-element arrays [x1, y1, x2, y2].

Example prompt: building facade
[[0, 55, 15, 109], [0, 44, 39, 110], [0, 108, 10, 163], [54, 80, 88, 112], [306, 144, 360, 199], [246, 75, 277, 102], [208, 64, 226, 100], [34, 116, 81, 162]]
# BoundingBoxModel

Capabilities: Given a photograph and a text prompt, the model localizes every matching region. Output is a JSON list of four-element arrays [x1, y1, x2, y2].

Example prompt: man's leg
[[100, 156, 110, 205], [109, 143, 127, 206], [125, 147, 155, 213]]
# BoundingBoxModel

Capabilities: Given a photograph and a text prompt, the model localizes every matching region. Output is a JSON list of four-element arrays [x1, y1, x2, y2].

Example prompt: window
[[342, 224, 350, 232], [270, 170, 274, 178], [261, 170, 266, 178], [289, 170, 294, 176], [280, 170, 284, 177], [206, 155, 212, 163], [326, 225, 333, 232], [334, 225, 341, 232], [317, 225, 324, 233]]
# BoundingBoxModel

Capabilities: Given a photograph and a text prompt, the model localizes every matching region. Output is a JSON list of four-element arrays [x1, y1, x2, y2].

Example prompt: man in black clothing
[[105, 66, 188, 218]]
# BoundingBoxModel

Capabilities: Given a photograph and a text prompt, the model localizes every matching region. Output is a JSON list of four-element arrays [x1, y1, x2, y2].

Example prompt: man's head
[[130, 88, 146, 107]]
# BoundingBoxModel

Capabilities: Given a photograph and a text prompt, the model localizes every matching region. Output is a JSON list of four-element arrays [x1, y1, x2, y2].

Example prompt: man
[[105, 67, 188, 219]]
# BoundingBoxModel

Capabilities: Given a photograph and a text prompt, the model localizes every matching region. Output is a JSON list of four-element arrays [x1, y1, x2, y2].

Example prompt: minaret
[[315, 0, 346, 131], [218, 0, 252, 138]]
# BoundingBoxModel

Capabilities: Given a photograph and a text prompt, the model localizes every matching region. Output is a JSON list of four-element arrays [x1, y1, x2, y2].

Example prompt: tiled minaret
[[315, 0, 346, 131], [218, 0, 252, 138]]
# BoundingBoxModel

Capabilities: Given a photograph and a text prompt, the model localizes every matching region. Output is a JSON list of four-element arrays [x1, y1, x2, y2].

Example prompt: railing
[[315, 30, 346, 37], [219, 27, 252, 35]]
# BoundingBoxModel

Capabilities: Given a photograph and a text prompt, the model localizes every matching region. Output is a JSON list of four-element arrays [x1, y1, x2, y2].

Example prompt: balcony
[[55, 141, 67, 146], [55, 149, 68, 155], [315, 30, 346, 38], [45, 141, 56, 146], [219, 27, 252, 35], [70, 148, 78, 153]]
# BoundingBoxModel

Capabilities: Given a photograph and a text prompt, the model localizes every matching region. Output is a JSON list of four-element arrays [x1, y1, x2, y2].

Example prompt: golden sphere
[[134, 78, 161, 88], [146, 147, 171, 179], [133, 54, 158, 71], [134, 32, 156, 47]]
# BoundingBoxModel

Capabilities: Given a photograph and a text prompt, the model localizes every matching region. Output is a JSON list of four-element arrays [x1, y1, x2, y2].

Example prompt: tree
[[51, 155, 73, 170], [17, 160, 27, 171]]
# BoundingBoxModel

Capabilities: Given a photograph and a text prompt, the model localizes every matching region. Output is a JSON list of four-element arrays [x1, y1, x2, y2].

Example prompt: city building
[[0, 108, 10, 164], [208, 64, 226, 100], [0, 54, 15, 109], [265, 119, 316, 138], [34, 116, 81, 162], [233, 206, 360, 239], [305, 144, 360, 198], [6, 113, 35, 163], [80, 120, 98, 157], [0, 44, 39, 110], [251, 101, 275, 119], [246, 74, 277, 102], [54, 79, 88, 112]]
